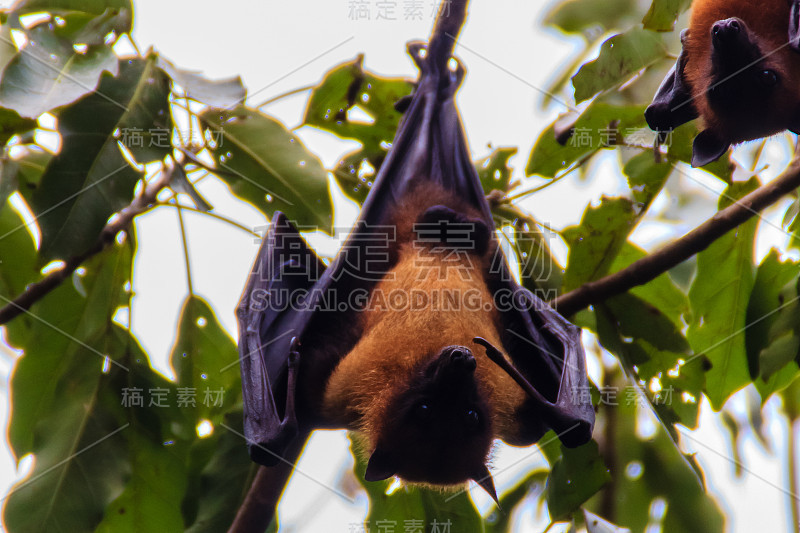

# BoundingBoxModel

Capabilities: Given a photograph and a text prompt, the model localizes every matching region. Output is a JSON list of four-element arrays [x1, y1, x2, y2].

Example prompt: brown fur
[[321, 182, 525, 466], [683, 0, 800, 143]]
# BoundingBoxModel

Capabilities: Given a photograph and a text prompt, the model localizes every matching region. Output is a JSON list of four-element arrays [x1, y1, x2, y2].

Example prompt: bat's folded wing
[[237, 212, 325, 466], [506, 289, 594, 447]]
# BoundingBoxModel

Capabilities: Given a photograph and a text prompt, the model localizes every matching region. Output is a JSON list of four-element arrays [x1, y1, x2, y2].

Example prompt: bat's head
[[364, 344, 498, 500], [705, 18, 785, 124], [684, 14, 800, 165]]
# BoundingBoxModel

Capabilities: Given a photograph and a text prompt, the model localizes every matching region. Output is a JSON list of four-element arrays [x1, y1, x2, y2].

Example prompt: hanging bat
[[236, 26, 594, 500], [645, 0, 800, 167]]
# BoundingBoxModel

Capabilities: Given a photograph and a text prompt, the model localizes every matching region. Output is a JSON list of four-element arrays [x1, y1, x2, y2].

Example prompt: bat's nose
[[449, 347, 476, 372], [712, 18, 743, 48]]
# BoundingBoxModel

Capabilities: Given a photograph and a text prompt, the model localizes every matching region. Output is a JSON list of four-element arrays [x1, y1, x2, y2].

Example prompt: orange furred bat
[[236, 3, 594, 502], [645, 0, 800, 166]]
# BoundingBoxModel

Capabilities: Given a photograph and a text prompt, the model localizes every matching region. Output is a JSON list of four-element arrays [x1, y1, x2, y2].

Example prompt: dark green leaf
[[32, 55, 171, 260], [622, 151, 671, 209], [201, 106, 332, 231], [476, 147, 516, 195], [687, 179, 759, 410], [572, 28, 668, 103], [303, 56, 412, 203], [583, 509, 631, 533], [562, 197, 638, 292], [4, 239, 135, 532], [608, 242, 689, 327], [169, 296, 240, 422], [526, 103, 646, 178], [745, 251, 800, 380], [0, 195, 38, 302], [13, 0, 132, 18], [182, 411, 255, 533], [546, 440, 610, 520]]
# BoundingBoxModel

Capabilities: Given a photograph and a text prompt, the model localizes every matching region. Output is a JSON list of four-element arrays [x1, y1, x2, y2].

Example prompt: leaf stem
[[175, 201, 194, 297]]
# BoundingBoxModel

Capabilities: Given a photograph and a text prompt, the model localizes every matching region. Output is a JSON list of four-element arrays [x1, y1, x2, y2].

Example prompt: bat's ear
[[472, 465, 499, 507], [645, 30, 699, 136], [364, 447, 397, 482], [692, 129, 730, 167], [790, 0, 800, 52]]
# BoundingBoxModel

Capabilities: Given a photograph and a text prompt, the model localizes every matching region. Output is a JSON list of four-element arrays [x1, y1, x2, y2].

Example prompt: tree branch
[[552, 155, 800, 316], [0, 170, 172, 326], [227, 434, 309, 533]]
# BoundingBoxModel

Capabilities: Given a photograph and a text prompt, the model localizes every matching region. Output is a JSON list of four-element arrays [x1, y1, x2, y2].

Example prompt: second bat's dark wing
[[238, 12, 594, 466]]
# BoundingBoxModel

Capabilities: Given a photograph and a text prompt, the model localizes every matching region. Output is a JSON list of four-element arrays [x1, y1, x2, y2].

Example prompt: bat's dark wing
[[236, 213, 325, 465], [791, 0, 800, 53], [644, 30, 698, 137], [238, 27, 594, 465]]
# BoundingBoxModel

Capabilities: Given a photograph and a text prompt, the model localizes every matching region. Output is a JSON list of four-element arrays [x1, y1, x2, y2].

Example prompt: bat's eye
[[414, 402, 431, 421], [758, 69, 778, 87], [465, 409, 480, 428]]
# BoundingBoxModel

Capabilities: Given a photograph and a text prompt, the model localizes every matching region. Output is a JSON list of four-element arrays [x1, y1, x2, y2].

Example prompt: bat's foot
[[280, 337, 301, 438]]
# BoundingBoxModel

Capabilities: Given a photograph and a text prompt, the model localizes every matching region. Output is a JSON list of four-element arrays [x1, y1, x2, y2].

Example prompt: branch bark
[[0, 169, 171, 325], [551, 156, 800, 317], [227, 434, 309, 533]]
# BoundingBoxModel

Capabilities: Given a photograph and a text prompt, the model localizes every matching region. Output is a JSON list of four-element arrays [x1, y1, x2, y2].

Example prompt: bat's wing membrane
[[645, 31, 698, 137], [237, 213, 325, 465]]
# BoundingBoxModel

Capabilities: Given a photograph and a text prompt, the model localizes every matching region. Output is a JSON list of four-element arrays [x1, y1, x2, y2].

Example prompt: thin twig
[[551, 154, 800, 316], [0, 172, 172, 325]]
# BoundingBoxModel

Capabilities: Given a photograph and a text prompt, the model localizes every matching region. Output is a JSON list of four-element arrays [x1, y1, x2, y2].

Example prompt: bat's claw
[[288, 336, 301, 369]]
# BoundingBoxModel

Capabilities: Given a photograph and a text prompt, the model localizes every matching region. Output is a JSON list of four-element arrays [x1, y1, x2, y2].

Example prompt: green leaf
[[583, 509, 631, 533], [158, 56, 246, 109], [303, 56, 413, 204], [0, 108, 36, 146], [31, 55, 171, 261], [0, 24, 119, 118], [4, 240, 134, 532], [200, 106, 332, 231], [605, 293, 689, 353], [642, 0, 692, 31], [562, 197, 638, 292], [0, 196, 38, 302], [70, 7, 132, 46], [687, 179, 759, 410], [745, 251, 800, 379], [182, 411, 255, 533], [13, 0, 132, 18], [169, 296, 240, 422], [526, 102, 646, 178], [494, 204, 563, 300], [545, 440, 610, 520], [572, 28, 668, 103], [622, 151, 671, 209], [608, 242, 689, 327], [476, 147, 516, 195], [544, 0, 639, 36]]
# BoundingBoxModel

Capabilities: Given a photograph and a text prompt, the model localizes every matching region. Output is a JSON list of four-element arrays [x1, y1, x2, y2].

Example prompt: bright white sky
[[0, 0, 796, 531]]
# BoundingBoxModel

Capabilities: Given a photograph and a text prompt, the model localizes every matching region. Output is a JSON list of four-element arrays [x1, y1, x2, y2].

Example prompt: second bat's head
[[363, 344, 497, 500], [681, 8, 800, 164]]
